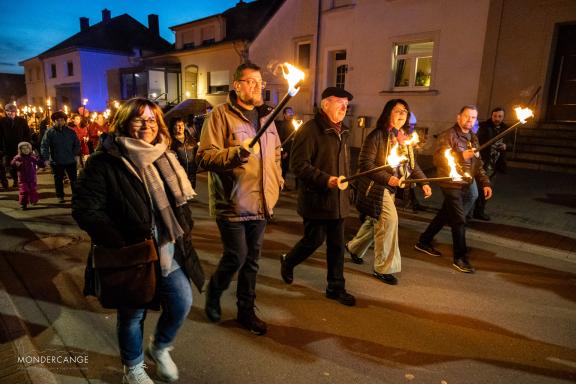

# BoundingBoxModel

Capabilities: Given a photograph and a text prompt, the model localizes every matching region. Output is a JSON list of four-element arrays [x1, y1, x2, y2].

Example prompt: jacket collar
[[314, 112, 349, 137]]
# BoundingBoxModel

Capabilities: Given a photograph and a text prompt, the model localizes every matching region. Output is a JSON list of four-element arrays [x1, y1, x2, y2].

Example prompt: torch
[[337, 132, 419, 190], [281, 119, 303, 148], [46, 97, 52, 124], [475, 106, 533, 153], [397, 149, 471, 188], [244, 63, 305, 154]]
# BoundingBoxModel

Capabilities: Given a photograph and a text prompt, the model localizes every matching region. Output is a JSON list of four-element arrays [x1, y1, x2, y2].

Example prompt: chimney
[[102, 8, 111, 22], [80, 17, 89, 32], [148, 14, 159, 36]]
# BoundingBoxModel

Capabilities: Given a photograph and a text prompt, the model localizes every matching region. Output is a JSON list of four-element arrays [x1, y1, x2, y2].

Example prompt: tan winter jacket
[[196, 91, 283, 221]]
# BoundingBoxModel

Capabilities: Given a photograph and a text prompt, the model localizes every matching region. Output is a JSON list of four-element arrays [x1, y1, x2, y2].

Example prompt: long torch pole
[[339, 163, 398, 184], [248, 83, 301, 148], [475, 120, 523, 153]]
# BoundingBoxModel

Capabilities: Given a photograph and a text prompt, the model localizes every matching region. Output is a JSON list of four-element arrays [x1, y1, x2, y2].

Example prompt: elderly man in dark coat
[[280, 87, 356, 306]]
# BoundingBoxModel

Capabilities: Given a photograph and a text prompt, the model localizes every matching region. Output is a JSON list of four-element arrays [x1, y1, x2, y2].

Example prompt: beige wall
[[175, 43, 243, 107], [477, 0, 576, 123], [318, 0, 491, 149], [22, 59, 45, 106], [249, 0, 319, 120]]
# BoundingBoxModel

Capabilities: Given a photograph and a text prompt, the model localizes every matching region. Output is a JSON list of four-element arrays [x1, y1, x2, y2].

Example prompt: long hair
[[109, 98, 170, 146], [375, 99, 410, 132]]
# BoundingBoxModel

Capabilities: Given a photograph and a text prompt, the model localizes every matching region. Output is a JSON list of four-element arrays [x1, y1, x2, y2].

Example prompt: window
[[50, 63, 57, 78], [208, 70, 229, 94], [393, 41, 434, 89], [336, 65, 348, 89], [67, 61, 74, 76], [202, 26, 216, 45], [184, 65, 198, 99], [297, 42, 311, 69]]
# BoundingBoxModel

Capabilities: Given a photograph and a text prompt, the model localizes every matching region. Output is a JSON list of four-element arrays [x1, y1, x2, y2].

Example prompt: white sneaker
[[122, 362, 154, 384], [146, 339, 179, 382]]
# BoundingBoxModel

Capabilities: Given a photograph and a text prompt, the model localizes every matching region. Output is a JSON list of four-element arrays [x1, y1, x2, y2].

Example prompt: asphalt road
[[0, 169, 575, 383]]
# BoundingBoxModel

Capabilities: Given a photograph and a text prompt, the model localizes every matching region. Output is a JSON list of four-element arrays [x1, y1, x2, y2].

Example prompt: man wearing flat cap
[[0, 104, 31, 189], [40, 111, 81, 203], [280, 86, 357, 306]]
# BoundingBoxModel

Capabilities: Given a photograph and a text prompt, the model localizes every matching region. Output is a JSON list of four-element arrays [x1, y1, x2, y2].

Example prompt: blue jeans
[[210, 219, 266, 310], [117, 267, 192, 367]]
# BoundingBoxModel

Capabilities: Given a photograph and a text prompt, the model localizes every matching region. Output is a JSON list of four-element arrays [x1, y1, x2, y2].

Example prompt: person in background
[[70, 113, 89, 167], [0, 103, 32, 188], [72, 98, 202, 384], [473, 107, 508, 221], [275, 106, 295, 189], [40, 111, 81, 203], [197, 62, 283, 336], [170, 117, 198, 188], [280, 87, 356, 306], [11, 141, 43, 210], [87, 113, 109, 153]]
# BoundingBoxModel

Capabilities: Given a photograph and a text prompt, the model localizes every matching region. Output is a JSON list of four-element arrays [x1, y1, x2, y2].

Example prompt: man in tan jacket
[[197, 62, 283, 335]]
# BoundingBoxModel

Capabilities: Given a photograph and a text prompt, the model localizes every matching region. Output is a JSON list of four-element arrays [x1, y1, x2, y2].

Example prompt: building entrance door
[[547, 24, 576, 123]]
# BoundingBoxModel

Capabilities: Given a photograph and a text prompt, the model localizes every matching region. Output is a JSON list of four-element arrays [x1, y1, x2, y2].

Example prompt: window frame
[[391, 39, 436, 91]]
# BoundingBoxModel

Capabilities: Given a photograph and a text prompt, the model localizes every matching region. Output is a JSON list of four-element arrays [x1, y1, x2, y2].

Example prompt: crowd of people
[[0, 60, 513, 383]]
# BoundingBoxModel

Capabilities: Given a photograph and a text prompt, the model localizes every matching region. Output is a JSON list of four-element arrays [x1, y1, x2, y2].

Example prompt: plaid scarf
[[118, 136, 196, 245]]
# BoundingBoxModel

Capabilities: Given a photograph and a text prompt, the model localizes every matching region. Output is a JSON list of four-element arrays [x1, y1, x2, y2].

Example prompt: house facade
[[20, 10, 172, 112]]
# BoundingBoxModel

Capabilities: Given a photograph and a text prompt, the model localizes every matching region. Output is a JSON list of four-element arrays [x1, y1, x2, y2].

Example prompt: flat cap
[[51, 110, 68, 120], [321, 86, 353, 101]]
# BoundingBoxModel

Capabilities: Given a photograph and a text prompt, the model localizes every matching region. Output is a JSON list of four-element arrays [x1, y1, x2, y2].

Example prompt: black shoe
[[325, 289, 356, 306], [237, 308, 267, 335], [280, 254, 293, 284], [414, 242, 442, 257], [372, 271, 398, 285], [473, 212, 491, 221], [453, 258, 475, 273], [204, 283, 222, 322], [345, 242, 363, 264]]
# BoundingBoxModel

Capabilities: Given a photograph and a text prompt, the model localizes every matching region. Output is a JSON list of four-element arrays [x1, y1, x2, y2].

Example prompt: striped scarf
[[118, 136, 196, 245]]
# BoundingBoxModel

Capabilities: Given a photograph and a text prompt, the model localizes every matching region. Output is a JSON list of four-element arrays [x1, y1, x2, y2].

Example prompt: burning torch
[[475, 106, 533, 153], [337, 132, 419, 190], [244, 63, 305, 154], [397, 148, 472, 188], [281, 119, 303, 148]]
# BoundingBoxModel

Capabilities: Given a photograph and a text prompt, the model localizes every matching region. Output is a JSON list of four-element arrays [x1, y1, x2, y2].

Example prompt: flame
[[113, 100, 120, 109], [64, 105, 69, 115], [47, 98, 51, 107], [83, 98, 88, 106], [514, 106, 534, 124], [403, 132, 419, 146], [387, 142, 408, 168], [282, 62, 305, 96], [291, 119, 303, 131], [444, 149, 463, 181]]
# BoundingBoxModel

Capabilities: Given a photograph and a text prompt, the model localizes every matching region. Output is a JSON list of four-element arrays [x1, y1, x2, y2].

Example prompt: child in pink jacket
[[11, 142, 43, 210]]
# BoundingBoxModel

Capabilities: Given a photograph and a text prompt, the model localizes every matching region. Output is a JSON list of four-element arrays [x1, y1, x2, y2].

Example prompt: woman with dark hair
[[72, 98, 203, 384], [169, 117, 198, 188], [345, 99, 431, 285]]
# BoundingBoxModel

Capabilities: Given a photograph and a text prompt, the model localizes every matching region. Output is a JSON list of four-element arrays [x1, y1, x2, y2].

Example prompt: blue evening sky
[[0, 0, 252, 74]]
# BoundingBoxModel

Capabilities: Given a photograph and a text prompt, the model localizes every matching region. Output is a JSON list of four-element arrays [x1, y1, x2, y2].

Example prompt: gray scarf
[[117, 136, 196, 246]]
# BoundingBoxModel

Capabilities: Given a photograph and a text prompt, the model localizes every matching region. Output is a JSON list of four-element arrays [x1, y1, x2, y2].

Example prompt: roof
[[170, 0, 285, 47], [38, 14, 172, 59]]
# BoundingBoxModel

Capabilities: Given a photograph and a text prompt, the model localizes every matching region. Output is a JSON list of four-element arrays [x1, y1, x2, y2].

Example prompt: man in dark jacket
[[414, 105, 492, 273], [0, 103, 31, 188], [40, 111, 81, 203], [280, 87, 356, 306], [473, 107, 508, 221]]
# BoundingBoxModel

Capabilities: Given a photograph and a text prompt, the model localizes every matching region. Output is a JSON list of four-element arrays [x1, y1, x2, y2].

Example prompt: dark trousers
[[419, 186, 473, 260], [0, 156, 7, 188], [284, 218, 346, 292], [210, 219, 267, 310], [51, 163, 77, 198]]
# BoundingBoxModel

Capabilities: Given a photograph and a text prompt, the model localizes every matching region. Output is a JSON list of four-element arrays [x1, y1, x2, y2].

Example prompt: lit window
[[393, 41, 434, 89]]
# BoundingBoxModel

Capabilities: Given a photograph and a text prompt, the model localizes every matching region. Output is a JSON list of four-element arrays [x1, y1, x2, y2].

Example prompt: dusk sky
[[0, 0, 251, 74]]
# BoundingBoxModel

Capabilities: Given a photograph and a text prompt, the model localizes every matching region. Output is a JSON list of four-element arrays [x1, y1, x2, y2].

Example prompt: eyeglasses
[[131, 117, 158, 127], [392, 109, 409, 115], [238, 78, 267, 89]]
